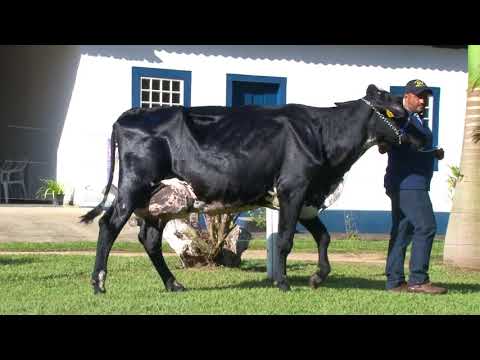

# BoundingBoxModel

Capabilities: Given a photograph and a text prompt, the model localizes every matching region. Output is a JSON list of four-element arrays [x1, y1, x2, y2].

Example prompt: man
[[379, 79, 447, 294]]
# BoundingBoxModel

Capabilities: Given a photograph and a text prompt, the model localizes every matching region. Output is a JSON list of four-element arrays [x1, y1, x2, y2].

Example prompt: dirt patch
[[242, 250, 386, 264], [0, 250, 146, 257], [0, 249, 387, 264]]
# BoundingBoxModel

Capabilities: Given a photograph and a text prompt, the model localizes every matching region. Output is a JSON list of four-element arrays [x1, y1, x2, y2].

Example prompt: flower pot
[[53, 194, 64, 206]]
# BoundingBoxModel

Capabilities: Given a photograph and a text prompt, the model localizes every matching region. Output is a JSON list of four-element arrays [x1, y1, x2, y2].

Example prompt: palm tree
[[444, 45, 480, 269]]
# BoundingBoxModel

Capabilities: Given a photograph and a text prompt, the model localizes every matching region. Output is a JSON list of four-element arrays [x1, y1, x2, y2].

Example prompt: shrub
[[245, 208, 266, 229], [36, 179, 65, 199]]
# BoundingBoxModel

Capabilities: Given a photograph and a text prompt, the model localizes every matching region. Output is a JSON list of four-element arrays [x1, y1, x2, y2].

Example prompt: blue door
[[225, 74, 287, 229]]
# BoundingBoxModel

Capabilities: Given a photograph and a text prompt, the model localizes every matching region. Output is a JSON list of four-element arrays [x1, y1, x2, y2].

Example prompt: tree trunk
[[206, 213, 238, 262], [137, 178, 252, 268], [162, 216, 251, 268], [444, 45, 480, 269]]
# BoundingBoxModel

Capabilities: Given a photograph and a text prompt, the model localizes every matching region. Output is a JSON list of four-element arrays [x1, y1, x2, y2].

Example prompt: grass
[[0, 234, 445, 261], [0, 241, 144, 253], [0, 254, 479, 314]]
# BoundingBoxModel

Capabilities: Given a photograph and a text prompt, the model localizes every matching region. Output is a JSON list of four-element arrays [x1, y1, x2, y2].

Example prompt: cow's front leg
[[138, 220, 186, 292], [274, 182, 309, 292], [299, 216, 331, 288]]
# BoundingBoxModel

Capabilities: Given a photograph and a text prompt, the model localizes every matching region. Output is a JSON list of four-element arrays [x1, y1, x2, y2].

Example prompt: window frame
[[132, 67, 191, 108], [390, 85, 441, 171], [226, 74, 287, 107]]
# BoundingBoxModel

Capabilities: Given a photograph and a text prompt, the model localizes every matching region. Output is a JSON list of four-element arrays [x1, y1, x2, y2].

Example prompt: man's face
[[404, 91, 430, 113]]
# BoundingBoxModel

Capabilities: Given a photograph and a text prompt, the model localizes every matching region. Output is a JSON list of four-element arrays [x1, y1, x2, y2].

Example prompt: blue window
[[226, 74, 287, 107], [132, 67, 191, 108], [390, 85, 441, 171]]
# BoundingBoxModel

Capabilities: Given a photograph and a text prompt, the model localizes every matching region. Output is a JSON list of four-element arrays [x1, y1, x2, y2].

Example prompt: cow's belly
[[170, 146, 281, 204], [134, 178, 274, 223], [133, 178, 321, 224]]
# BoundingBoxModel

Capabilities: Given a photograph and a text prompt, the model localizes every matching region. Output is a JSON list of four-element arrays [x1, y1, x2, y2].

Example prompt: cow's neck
[[319, 100, 376, 171]]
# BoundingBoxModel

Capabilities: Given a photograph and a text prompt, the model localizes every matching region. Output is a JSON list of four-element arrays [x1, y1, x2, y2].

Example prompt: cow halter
[[360, 98, 403, 145]]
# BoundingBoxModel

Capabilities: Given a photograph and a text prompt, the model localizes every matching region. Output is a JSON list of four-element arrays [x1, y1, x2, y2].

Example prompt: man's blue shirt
[[384, 112, 435, 192]]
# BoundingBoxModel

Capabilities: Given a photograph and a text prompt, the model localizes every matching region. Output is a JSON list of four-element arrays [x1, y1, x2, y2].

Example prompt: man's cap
[[404, 79, 433, 96]]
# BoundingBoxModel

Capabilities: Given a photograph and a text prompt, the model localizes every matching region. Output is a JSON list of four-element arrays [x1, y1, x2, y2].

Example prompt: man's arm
[[377, 142, 444, 159]]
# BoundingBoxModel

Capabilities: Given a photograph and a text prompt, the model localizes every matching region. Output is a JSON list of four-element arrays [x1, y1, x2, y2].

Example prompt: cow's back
[[115, 105, 317, 205], [178, 106, 291, 204]]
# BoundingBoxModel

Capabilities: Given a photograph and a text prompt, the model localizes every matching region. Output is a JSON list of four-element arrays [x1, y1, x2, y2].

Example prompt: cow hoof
[[166, 278, 186, 292], [91, 271, 107, 294], [92, 281, 106, 294], [309, 271, 330, 289], [275, 280, 291, 292], [93, 286, 106, 295], [309, 273, 325, 289]]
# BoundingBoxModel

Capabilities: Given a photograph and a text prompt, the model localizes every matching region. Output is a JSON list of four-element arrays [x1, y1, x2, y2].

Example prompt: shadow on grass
[[2, 271, 89, 283], [436, 282, 480, 294], [34, 271, 89, 281], [191, 274, 387, 292], [239, 261, 311, 273], [0, 257, 37, 266], [190, 273, 480, 294]]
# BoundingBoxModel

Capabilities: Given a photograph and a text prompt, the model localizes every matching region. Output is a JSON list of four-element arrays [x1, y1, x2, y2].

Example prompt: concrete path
[[0, 205, 139, 243]]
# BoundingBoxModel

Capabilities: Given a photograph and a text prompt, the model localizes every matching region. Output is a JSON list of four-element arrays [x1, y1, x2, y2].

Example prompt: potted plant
[[36, 179, 65, 205]]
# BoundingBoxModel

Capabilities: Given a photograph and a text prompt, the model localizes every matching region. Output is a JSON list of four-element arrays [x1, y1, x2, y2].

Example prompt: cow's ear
[[366, 84, 378, 96], [335, 100, 357, 106]]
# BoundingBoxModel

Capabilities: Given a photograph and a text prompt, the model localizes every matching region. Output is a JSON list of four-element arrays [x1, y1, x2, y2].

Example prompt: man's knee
[[416, 220, 436, 237]]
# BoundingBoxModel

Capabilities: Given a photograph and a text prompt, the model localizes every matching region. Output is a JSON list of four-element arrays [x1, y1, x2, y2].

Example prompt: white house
[[0, 45, 467, 234]]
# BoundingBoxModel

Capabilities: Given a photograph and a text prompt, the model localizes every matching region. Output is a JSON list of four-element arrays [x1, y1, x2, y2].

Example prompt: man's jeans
[[385, 190, 437, 289]]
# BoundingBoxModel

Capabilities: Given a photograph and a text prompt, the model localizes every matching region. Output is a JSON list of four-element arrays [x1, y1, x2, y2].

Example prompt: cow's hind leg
[[299, 216, 331, 288], [91, 197, 135, 294], [138, 220, 186, 292]]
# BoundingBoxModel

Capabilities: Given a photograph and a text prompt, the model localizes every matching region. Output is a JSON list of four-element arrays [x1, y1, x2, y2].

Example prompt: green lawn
[[0, 235, 445, 260], [0, 254, 478, 314]]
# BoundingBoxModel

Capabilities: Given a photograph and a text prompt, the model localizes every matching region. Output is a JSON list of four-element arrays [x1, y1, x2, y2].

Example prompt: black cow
[[81, 85, 424, 293]]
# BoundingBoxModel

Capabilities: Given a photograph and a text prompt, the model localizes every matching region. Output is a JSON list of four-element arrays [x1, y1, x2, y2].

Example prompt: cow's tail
[[80, 126, 117, 224]]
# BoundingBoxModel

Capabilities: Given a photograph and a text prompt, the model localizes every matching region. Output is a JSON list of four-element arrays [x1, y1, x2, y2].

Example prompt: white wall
[[57, 45, 467, 212]]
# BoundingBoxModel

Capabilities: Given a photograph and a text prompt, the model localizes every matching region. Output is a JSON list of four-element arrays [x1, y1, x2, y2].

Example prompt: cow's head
[[363, 84, 425, 149]]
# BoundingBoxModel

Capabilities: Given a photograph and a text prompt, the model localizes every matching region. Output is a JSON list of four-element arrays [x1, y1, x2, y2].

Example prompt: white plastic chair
[[0, 160, 28, 203]]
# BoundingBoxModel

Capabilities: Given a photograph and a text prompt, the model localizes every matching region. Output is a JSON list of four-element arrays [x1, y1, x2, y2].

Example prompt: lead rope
[[360, 98, 403, 145]]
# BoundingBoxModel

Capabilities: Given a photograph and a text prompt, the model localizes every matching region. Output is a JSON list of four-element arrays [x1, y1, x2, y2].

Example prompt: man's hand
[[378, 142, 391, 154], [435, 148, 444, 160]]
